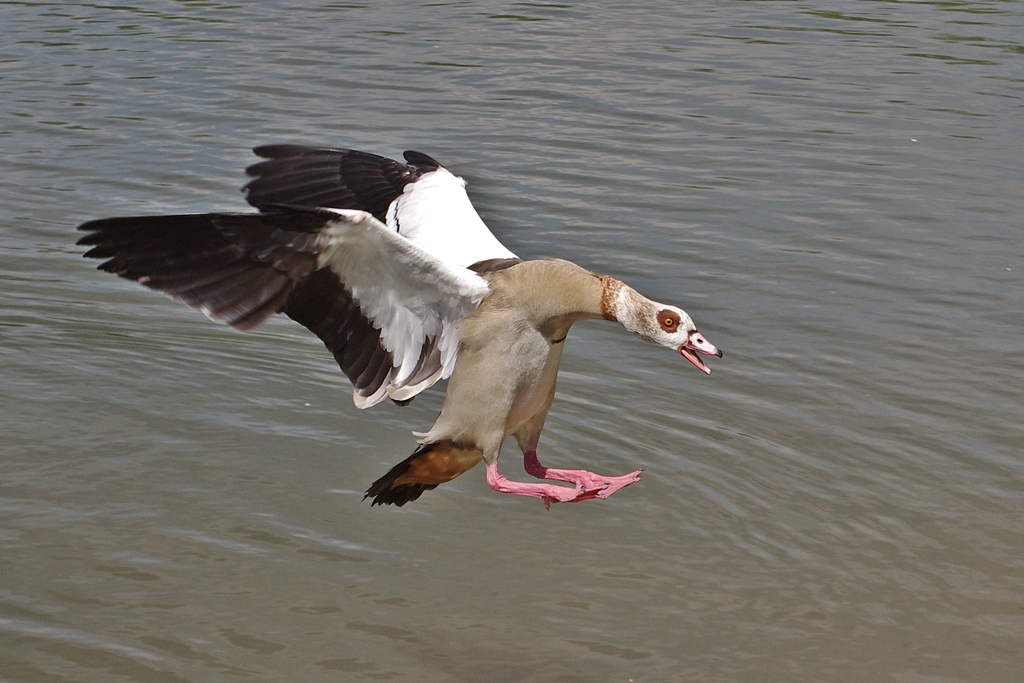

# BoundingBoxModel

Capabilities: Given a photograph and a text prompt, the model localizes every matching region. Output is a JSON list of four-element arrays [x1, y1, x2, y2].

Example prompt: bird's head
[[606, 283, 722, 374], [645, 305, 722, 374]]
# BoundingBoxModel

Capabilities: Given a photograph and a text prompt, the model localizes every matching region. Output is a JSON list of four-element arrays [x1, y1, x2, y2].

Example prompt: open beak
[[679, 331, 722, 375]]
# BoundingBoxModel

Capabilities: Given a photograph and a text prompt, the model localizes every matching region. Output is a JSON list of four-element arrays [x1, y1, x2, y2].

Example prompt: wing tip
[[402, 150, 442, 171]]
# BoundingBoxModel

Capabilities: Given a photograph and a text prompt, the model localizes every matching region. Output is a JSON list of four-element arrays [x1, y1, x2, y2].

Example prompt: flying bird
[[77, 145, 722, 507]]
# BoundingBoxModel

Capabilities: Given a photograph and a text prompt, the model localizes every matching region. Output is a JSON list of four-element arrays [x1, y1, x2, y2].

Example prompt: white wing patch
[[317, 209, 491, 408], [386, 167, 517, 268]]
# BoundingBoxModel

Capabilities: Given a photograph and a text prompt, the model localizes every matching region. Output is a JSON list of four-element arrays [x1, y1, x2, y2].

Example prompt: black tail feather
[[364, 441, 482, 507], [365, 445, 438, 507]]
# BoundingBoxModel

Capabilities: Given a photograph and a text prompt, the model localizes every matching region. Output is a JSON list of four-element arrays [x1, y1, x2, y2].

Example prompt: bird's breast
[[504, 337, 566, 437]]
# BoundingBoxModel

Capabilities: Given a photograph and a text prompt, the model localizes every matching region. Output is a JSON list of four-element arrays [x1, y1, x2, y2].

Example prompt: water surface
[[2, 1, 1023, 681]]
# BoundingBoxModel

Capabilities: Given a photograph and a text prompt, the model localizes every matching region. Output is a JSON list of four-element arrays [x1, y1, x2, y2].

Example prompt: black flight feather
[[76, 209, 397, 401]]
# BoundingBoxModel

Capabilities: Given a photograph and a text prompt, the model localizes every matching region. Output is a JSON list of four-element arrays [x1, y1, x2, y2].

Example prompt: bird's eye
[[657, 309, 680, 332]]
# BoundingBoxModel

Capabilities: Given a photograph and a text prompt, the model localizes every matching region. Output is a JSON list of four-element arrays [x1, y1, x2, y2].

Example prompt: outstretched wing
[[77, 208, 490, 408], [243, 145, 437, 221], [243, 145, 517, 268]]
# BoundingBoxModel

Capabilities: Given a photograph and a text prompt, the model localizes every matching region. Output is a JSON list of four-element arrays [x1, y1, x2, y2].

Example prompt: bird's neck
[[482, 259, 657, 342], [600, 277, 661, 341]]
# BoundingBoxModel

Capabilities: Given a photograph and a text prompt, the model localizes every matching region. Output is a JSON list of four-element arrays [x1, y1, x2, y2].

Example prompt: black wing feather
[[77, 210, 397, 401], [243, 145, 441, 221]]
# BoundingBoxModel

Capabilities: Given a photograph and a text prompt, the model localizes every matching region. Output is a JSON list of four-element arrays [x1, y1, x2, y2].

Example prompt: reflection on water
[[2, 1, 1023, 681]]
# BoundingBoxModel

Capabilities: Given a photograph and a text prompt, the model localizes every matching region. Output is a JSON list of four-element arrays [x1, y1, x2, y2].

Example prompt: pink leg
[[523, 450, 642, 501], [486, 461, 613, 509]]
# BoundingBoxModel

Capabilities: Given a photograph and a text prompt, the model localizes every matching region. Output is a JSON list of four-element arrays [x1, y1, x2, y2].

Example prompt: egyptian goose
[[77, 145, 722, 507]]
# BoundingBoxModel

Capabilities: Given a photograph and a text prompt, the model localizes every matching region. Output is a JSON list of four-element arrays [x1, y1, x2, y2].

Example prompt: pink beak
[[679, 331, 722, 375]]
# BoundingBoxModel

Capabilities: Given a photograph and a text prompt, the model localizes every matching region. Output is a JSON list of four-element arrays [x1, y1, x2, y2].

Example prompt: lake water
[[2, 1, 1022, 681]]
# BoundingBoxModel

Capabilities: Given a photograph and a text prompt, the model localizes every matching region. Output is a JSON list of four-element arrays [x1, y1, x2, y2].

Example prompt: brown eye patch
[[658, 309, 680, 332]]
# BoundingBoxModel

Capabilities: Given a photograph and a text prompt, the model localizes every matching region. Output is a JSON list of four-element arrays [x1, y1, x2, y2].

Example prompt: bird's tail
[[364, 441, 482, 506]]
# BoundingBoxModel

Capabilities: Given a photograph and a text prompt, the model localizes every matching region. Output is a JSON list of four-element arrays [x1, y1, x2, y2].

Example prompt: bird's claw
[[543, 473, 643, 508]]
